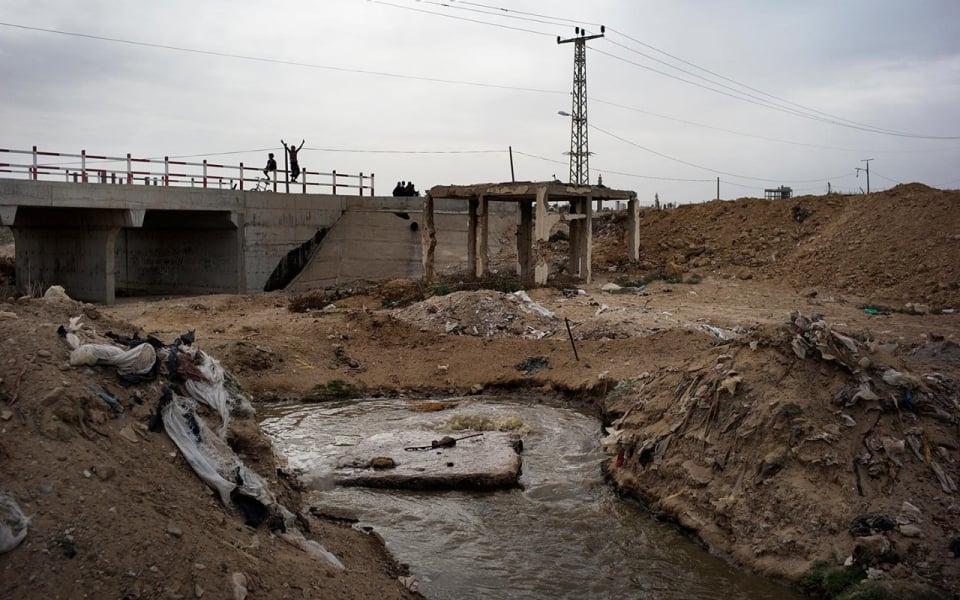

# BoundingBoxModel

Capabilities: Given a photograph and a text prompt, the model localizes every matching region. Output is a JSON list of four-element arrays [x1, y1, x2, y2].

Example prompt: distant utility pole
[[558, 25, 604, 199], [856, 158, 874, 193]]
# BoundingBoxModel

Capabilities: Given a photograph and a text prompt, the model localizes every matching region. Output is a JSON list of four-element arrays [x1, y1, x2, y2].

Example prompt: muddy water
[[260, 398, 802, 600]]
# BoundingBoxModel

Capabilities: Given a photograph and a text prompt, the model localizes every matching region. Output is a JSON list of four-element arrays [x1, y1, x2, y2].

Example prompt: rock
[[36, 349, 51, 358], [96, 466, 116, 481], [0, 410, 12, 421], [42, 285, 74, 304], [600, 283, 622, 293], [852, 534, 893, 567], [166, 521, 183, 538], [0, 311, 17, 320], [681, 460, 713, 487], [368, 457, 396, 470], [899, 524, 922, 538], [194, 584, 204, 598], [118, 426, 140, 444], [469, 383, 484, 395], [231, 572, 248, 600], [899, 501, 922, 524]]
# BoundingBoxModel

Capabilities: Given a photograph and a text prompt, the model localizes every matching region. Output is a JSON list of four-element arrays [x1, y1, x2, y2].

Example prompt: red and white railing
[[0, 146, 375, 196]]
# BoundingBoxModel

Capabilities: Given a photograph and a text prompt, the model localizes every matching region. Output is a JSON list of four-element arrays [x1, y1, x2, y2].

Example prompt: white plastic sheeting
[[0, 493, 29, 554], [162, 391, 344, 570], [162, 391, 273, 508], [183, 351, 234, 438], [69, 343, 157, 377]]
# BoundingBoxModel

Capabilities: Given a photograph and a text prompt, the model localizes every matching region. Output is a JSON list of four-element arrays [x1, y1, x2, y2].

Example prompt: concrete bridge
[[0, 178, 512, 304]]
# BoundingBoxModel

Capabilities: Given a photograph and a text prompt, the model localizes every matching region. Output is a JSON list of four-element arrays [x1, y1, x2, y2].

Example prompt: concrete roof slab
[[333, 430, 523, 491]]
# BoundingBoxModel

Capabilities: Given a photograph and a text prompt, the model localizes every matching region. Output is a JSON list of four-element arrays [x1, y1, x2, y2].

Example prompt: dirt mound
[[0, 292, 417, 599], [591, 184, 960, 308], [602, 312, 960, 594]]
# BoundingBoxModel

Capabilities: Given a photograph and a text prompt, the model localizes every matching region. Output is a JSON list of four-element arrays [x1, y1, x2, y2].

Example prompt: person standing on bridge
[[281, 139, 305, 182]]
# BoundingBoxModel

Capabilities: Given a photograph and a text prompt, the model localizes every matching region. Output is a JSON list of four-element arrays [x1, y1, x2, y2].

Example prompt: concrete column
[[627, 198, 640, 262], [518, 199, 534, 288], [582, 194, 593, 283], [421, 194, 436, 284], [467, 197, 478, 280], [533, 187, 550, 285], [476, 195, 489, 279], [569, 200, 581, 277]]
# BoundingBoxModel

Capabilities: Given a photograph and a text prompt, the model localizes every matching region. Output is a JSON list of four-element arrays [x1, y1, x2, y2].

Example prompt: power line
[[513, 150, 714, 182], [0, 21, 565, 95], [603, 28, 919, 137], [590, 123, 853, 184], [6, 16, 959, 150], [366, 1, 556, 37], [591, 47, 960, 140], [588, 98, 944, 154], [377, 1, 960, 140]]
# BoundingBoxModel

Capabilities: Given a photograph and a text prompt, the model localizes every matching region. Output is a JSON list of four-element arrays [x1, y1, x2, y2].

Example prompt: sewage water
[[261, 397, 802, 600]]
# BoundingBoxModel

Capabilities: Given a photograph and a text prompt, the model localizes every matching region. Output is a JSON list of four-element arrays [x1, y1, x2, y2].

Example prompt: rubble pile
[[393, 290, 558, 339]]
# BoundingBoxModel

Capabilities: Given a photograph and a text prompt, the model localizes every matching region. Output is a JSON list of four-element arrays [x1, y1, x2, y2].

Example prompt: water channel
[[260, 397, 803, 600]]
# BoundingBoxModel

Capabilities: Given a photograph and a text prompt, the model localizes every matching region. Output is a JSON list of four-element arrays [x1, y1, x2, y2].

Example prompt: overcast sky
[[2, 0, 959, 203]]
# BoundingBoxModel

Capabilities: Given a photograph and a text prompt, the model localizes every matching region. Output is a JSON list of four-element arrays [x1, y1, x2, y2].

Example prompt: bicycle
[[251, 177, 273, 192]]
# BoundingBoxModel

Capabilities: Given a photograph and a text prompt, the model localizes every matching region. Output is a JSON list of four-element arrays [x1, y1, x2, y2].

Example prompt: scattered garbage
[[698, 323, 737, 342], [0, 492, 29, 553], [59, 318, 342, 569], [509, 290, 555, 318], [515, 356, 549, 376], [849, 513, 896, 538]]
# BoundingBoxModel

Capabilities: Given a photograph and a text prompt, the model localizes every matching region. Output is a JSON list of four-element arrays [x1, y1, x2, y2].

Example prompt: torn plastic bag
[[183, 350, 234, 438], [161, 391, 274, 511], [510, 291, 556, 319], [0, 492, 29, 553], [161, 392, 344, 569], [279, 529, 345, 570], [70, 342, 157, 381], [273, 506, 345, 569]]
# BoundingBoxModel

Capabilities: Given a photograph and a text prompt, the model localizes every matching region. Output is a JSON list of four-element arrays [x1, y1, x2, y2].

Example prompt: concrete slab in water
[[333, 431, 523, 491]]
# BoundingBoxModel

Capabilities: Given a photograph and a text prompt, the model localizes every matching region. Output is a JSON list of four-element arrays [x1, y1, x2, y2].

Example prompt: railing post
[[359, 172, 364, 196], [239, 162, 244, 191], [370, 173, 375, 197], [302, 169, 307, 194], [81, 149, 88, 183], [164, 156, 170, 186], [126, 153, 133, 184], [32, 145, 38, 180], [331, 170, 337, 195], [202, 159, 208, 188]]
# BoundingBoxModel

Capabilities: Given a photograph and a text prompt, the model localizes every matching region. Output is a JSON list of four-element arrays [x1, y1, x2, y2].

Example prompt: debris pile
[[394, 290, 557, 338], [58, 310, 344, 569], [602, 312, 960, 591]]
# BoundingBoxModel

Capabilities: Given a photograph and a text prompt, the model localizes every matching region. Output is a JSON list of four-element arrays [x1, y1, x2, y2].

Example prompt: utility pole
[[558, 25, 604, 207], [862, 158, 873, 193]]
